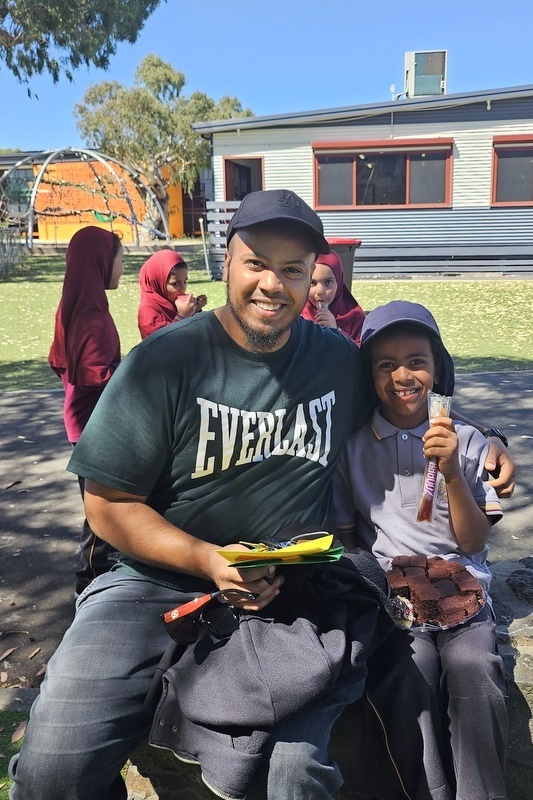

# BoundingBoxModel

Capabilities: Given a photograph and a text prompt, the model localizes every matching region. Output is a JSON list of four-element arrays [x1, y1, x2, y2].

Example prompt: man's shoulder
[[297, 317, 359, 358]]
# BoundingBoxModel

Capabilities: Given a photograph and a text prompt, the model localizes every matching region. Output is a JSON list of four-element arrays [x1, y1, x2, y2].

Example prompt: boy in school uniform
[[333, 300, 508, 800]]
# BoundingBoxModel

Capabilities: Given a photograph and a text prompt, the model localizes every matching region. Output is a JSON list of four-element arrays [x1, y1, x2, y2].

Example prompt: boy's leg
[[438, 609, 508, 800], [9, 571, 179, 800], [249, 675, 365, 800], [365, 628, 454, 800]]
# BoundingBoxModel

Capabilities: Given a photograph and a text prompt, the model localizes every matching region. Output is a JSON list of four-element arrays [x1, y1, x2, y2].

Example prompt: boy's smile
[[370, 331, 438, 429]]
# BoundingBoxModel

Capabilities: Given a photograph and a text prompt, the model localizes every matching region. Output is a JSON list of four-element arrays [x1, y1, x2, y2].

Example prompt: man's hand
[[206, 544, 284, 611], [484, 439, 517, 498]]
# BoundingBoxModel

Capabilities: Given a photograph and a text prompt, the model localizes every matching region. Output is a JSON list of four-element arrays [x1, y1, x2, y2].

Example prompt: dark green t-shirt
[[68, 312, 372, 588]]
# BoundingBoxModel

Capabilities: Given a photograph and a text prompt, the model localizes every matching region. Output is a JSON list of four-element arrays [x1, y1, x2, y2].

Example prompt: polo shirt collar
[[371, 407, 428, 441]]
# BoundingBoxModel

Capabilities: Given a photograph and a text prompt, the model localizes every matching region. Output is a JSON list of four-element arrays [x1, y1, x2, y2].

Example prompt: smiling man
[[9, 190, 378, 800]]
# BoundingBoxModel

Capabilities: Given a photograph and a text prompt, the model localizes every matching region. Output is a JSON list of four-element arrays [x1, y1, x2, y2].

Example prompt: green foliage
[[74, 55, 253, 213], [0, 0, 162, 82]]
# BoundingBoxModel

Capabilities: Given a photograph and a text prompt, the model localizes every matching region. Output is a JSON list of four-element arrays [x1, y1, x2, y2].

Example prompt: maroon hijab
[[301, 251, 365, 345], [138, 250, 186, 339], [48, 226, 120, 386]]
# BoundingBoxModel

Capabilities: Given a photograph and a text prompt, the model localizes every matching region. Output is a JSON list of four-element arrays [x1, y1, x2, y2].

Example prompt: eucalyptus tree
[[75, 55, 252, 231], [0, 0, 162, 82]]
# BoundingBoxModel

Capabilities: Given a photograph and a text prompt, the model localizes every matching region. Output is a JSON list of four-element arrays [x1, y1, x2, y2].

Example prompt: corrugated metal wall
[[211, 97, 533, 248]]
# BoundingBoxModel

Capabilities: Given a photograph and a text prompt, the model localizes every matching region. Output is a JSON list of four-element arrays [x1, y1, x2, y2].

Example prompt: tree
[[0, 0, 162, 82], [74, 55, 252, 232]]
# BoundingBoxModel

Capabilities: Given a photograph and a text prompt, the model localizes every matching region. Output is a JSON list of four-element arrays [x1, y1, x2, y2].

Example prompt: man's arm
[[450, 410, 516, 498], [84, 480, 283, 610]]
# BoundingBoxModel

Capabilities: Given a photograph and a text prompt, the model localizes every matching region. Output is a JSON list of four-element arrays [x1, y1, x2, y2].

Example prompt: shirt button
[[403, 469, 410, 476], [401, 433, 409, 440]]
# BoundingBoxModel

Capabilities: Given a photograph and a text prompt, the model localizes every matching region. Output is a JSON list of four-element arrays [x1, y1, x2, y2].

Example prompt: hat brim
[[362, 316, 455, 396]]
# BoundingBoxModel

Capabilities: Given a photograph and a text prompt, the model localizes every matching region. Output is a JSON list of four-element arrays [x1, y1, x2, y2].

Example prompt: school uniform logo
[[191, 392, 335, 479]]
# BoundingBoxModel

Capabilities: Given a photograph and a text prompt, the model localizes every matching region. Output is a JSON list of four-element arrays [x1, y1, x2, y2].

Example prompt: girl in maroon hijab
[[48, 225, 124, 595], [301, 250, 365, 346], [138, 249, 207, 339]]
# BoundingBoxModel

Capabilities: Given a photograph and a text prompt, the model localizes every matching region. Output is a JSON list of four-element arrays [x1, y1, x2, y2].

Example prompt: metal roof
[[192, 83, 533, 134]]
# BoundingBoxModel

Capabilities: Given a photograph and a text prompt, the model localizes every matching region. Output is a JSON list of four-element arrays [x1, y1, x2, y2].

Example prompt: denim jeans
[[9, 570, 362, 800]]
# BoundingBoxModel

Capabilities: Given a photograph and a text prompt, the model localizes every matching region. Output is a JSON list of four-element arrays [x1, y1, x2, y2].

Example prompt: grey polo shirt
[[333, 408, 502, 595]]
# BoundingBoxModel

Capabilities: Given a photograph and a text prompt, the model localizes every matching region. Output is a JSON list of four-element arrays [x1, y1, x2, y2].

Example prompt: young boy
[[333, 300, 508, 800]]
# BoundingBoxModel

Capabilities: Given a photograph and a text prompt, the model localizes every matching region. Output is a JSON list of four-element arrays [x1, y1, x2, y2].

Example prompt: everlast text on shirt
[[192, 392, 335, 478]]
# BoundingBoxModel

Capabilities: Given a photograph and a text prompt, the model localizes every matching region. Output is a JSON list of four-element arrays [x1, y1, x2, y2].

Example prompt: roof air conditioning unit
[[405, 50, 447, 98]]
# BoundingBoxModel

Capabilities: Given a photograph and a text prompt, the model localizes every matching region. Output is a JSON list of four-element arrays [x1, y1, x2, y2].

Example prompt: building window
[[314, 139, 452, 209], [493, 137, 533, 205]]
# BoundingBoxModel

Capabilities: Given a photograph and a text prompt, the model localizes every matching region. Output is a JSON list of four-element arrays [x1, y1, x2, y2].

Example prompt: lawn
[[1, 251, 532, 391], [0, 711, 25, 799]]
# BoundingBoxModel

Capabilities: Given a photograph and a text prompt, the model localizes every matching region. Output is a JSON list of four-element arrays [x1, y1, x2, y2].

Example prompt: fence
[[0, 228, 25, 278], [206, 200, 240, 279]]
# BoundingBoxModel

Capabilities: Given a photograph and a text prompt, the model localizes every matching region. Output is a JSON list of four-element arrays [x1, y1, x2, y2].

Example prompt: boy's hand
[[422, 416, 461, 481]]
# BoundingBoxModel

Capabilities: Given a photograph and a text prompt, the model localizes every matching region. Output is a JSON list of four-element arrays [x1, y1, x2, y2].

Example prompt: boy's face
[[370, 330, 437, 429], [165, 266, 188, 302]]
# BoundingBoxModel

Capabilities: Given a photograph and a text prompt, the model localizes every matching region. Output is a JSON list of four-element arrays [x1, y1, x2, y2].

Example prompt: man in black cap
[[10, 190, 515, 800], [9, 189, 378, 800]]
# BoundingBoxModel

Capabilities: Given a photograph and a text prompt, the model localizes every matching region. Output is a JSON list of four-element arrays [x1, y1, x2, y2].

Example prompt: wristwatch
[[483, 428, 508, 448]]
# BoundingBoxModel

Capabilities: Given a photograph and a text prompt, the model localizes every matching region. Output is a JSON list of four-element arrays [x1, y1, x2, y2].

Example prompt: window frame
[[313, 138, 453, 210], [492, 135, 533, 207]]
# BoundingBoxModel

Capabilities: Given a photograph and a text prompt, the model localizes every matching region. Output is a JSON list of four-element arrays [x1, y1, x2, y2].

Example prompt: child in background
[[300, 250, 365, 345], [333, 300, 508, 800], [48, 226, 124, 595], [138, 249, 207, 339]]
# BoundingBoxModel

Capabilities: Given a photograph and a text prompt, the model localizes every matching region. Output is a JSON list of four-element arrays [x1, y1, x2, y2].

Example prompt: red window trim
[[312, 137, 454, 151], [314, 140, 453, 210], [491, 136, 533, 207]]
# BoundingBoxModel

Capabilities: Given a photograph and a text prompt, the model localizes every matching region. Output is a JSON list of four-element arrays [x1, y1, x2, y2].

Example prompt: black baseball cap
[[226, 189, 330, 255], [361, 300, 455, 396]]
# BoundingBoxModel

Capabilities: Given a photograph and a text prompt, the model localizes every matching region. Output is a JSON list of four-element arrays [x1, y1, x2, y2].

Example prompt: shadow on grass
[[3, 250, 209, 284], [2, 355, 533, 394], [454, 355, 533, 372]]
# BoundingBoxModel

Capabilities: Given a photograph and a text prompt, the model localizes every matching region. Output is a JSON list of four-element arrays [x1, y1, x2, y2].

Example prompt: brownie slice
[[391, 555, 411, 569], [409, 555, 428, 569], [433, 579, 459, 598], [409, 576, 441, 622], [427, 558, 453, 580], [437, 595, 469, 627], [387, 568, 409, 597], [452, 569, 483, 594]]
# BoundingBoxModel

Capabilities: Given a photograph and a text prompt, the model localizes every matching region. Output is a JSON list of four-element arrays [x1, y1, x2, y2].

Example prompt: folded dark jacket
[[149, 550, 395, 800]]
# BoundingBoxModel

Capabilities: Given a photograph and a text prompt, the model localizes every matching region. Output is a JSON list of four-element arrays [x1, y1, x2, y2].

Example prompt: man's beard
[[227, 295, 289, 352]]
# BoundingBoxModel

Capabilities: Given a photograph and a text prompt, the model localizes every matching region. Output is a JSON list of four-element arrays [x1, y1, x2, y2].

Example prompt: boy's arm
[[450, 409, 516, 498], [423, 419, 491, 555]]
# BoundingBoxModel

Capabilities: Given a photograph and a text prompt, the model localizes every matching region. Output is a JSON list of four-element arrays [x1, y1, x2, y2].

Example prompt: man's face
[[220, 224, 316, 352]]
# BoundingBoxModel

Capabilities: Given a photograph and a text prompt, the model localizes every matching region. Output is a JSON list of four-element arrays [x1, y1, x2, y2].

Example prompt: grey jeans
[[9, 570, 361, 800]]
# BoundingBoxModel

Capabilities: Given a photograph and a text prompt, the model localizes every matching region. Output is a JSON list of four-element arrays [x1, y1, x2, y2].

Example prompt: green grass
[[0, 711, 26, 799], [1, 254, 532, 391]]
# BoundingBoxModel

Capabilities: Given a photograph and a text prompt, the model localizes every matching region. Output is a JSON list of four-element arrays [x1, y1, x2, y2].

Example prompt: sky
[[1, 0, 533, 153]]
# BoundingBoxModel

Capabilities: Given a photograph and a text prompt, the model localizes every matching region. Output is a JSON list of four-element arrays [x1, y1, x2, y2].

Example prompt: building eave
[[192, 83, 533, 135]]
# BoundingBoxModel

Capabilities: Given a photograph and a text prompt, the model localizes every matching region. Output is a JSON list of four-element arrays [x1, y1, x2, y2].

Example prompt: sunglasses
[[161, 589, 257, 644]]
